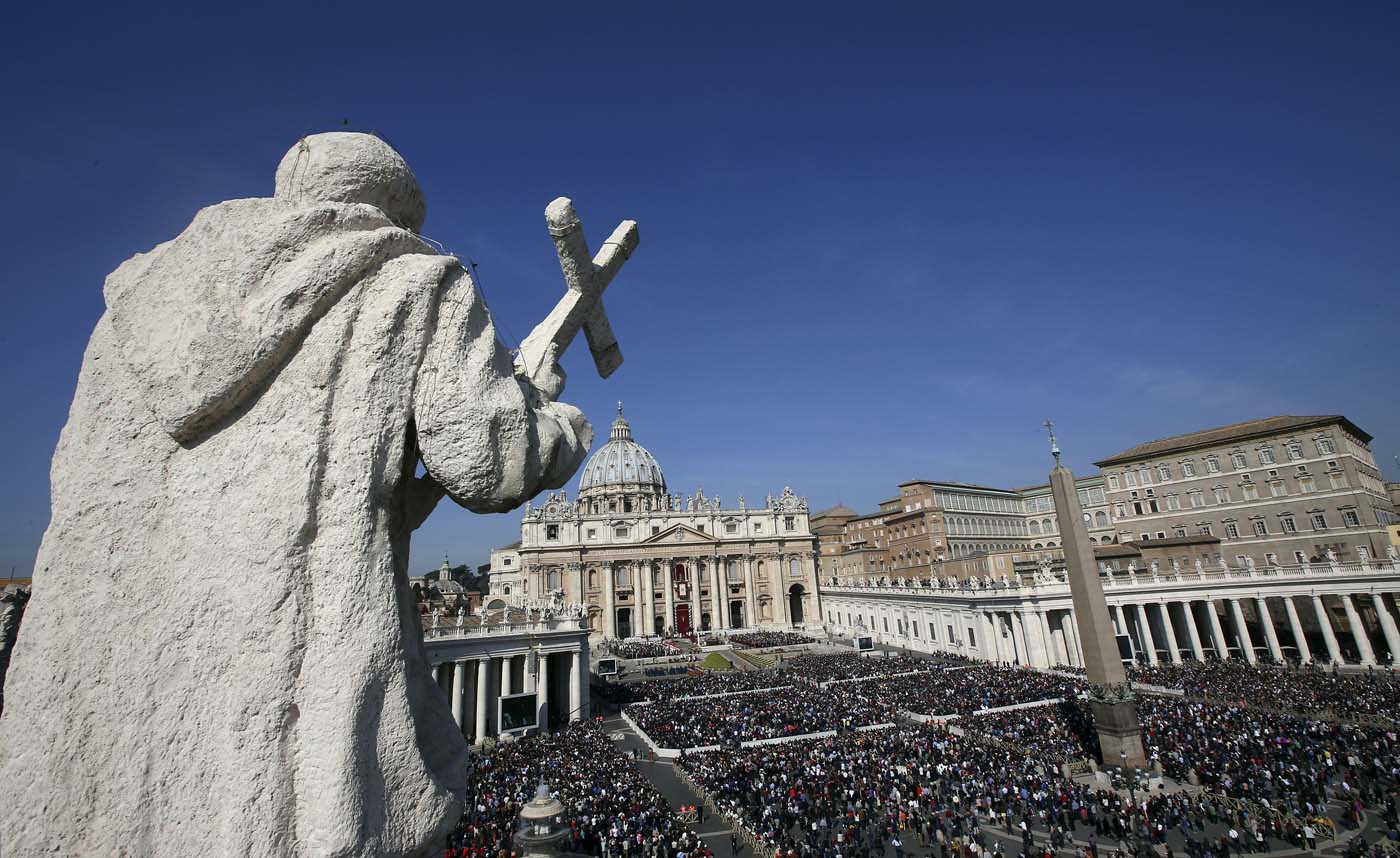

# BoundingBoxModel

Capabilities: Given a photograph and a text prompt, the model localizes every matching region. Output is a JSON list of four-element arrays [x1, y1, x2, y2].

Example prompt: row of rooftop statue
[[0, 133, 641, 857]]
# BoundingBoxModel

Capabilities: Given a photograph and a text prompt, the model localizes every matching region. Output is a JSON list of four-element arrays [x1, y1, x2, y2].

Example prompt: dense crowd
[[621, 670, 790, 703], [445, 721, 712, 858], [961, 701, 1100, 766], [677, 721, 1379, 858], [782, 653, 949, 683], [729, 631, 817, 649], [628, 684, 898, 748], [875, 663, 1085, 716], [1130, 661, 1400, 723], [608, 640, 681, 660], [1136, 696, 1400, 812]]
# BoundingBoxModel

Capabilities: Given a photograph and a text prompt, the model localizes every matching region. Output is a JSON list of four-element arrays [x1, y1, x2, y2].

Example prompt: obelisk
[[1045, 421, 1146, 767]]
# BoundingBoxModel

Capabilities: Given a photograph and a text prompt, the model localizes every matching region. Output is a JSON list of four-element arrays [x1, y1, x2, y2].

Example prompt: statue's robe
[[0, 197, 588, 857]]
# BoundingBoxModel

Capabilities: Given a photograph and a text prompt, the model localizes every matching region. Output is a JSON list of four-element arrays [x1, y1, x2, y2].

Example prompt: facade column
[[1134, 603, 1159, 665], [569, 650, 583, 722], [772, 556, 790, 627], [1371, 593, 1400, 665], [602, 565, 616, 639], [536, 652, 550, 734], [663, 560, 675, 636], [451, 660, 466, 728], [1340, 594, 1376, 665], [474, 658, 490, 746], [501, 655, 514, 696], [1312, 595, 1343, 664], [689, 559, 704, 631], [639, 563, 654, 636], [1158, 601, 1183, 663], [711, 556, 726, 630], [1206, 600, 1230, 659], [1254, 598, 1284, 662], [743, 556, 758, 629], [1229, 599, 1257, 664], [1182, 602, 1206, 662], [1282, 596, 1313, 664], [1010, 612, 1030, 666]]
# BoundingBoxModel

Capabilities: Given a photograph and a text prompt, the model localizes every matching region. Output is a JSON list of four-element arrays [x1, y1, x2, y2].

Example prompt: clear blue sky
[[2, 2, 1397, 578]]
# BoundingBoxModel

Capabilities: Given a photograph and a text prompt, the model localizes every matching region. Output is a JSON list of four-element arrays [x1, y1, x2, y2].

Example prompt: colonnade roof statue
[[0, 132, 639, 857]]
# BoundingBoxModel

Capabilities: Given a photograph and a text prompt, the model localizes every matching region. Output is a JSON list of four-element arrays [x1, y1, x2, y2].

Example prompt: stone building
[[488, 406, 821, 639], [1095, 415, 1396, 567]]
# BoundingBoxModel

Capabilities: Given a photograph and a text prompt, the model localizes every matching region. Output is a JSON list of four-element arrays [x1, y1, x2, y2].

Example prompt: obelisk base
[[1089, 695, 1147, 768]]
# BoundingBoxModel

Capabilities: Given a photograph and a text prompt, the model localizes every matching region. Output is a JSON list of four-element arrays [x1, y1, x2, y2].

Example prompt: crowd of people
[[445, 720, 713, 858], [628, 684, 898, 748], [609, 640, 682, 660], [874, 663, 1085, 716], [1129, 661, 1400, 724], [679, 715, 1396, 858], [729, 631, 817, 649], [960, 701, 1101, 766], [782, 653, 948, 683]]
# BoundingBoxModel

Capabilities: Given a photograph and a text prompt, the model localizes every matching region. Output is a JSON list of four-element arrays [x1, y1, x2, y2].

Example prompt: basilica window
[[547, 569, 562, 590], [789, 558, 801, 577], [614, 526, 629, 539], [546, 524, 559, 541], [727, 560, 741, 582], [624, 498, 633, 513], [614, 567, 631, 588], [588, 570, 597, 588], [725, 522, 738, 534]]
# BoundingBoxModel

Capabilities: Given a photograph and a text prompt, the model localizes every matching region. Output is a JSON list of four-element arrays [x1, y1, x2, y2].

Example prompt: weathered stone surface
[[0, 133, 594, 857]]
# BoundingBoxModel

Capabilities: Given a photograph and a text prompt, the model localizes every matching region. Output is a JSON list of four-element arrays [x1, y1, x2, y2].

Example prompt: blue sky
[[2, 2, 1397, 578]]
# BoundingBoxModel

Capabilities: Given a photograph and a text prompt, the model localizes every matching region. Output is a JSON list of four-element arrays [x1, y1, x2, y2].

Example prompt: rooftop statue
[[0, 133, 637, 858]]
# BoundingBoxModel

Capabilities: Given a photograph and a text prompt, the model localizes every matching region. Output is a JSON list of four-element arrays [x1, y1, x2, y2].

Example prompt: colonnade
[[433, 649, 588, 745], [824, 586, 1400, 669]]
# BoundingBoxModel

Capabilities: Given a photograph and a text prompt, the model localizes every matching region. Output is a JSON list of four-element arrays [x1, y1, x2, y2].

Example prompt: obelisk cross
[[515, 197, 639, 395]]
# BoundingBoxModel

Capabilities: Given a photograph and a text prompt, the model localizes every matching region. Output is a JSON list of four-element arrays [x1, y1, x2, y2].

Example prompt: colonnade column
[[1372, 593, 1400, 664], [1158, 601, 1182, 663], [1182, 602, 1205, 662], [474, 658, 490, 747], [536, 652, 550, 734], [1038, 611, 1056, 664], [1059, 611, 1081, 667], [1312, 596, 1343, 664], [1206, 600, 1230, 659], [1228, 599, 1257, 664], [1340, 595, 1375, 665], [1282, 596, 1313, 664], [1134, 603, 1159, 665], [602, 566, 616, 639], [663, 561, 675, 636], [743, 557, 758, 629], [451, 661, 466, 728], [1111, 604, 1126, 636], [501, 655, 514, 697], [1254, 598, 1284, 662]]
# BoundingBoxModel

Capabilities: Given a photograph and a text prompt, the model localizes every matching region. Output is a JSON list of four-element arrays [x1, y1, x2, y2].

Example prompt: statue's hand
[[528, 342, 567, 403]]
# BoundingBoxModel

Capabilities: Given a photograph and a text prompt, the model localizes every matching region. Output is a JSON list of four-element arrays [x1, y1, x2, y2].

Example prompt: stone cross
[[515, 198, 639, 387]]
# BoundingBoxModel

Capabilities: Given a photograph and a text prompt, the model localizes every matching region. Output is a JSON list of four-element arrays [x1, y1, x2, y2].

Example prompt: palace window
[[1269, 482, 1286, 497], [1125, 471, 1138, 487], [1281, 516, 1297, 533], [1205, 456, 1221, 473], [1231, 452, 1248, 469], [1311, 513, 1328, 530], [1253, 520, 1268, 537], [1189, 491, 1204, 508], [1342, 510, 1361, 527], [1199, 524, 1213, 536], [1258, 448, 1275, 465], [1214, 487, 1230, 504], [1316, 437, 1335, 455], [1165, 494, 1180, 511], [1242, 484, 1259, 501], [1299, 476, 1316, 493], [1157, 464, 1172, 481], [1225, 523, 1240, 539], [1107, 474, 1121, 490], [1181, 461, 1196, 477], [1286, 442, 1303, 460], [1174, 526, 1186, 537]]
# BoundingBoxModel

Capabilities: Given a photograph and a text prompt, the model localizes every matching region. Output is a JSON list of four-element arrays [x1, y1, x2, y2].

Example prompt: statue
[[1326, 548, 1339, 564], [0, 134, 639, 858], [1194, 558, 1205, 575]]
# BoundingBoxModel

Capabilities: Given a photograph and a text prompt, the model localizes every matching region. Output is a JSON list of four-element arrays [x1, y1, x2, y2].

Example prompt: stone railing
[[421, 614, 589, 640]]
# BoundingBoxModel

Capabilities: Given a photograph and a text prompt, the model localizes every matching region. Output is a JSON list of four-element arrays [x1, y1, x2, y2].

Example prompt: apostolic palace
[[486, 405, 822, 639]]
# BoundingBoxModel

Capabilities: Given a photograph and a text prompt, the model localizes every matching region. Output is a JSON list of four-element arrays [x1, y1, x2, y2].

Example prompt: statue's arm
[[411, 265, 593, 515]]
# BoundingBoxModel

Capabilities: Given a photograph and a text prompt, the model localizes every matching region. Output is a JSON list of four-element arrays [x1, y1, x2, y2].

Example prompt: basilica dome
[[577, 404, 667, 498]]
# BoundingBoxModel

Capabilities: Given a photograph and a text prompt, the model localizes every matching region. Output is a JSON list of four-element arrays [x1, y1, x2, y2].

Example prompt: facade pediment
[[642, 523, 716, 545]]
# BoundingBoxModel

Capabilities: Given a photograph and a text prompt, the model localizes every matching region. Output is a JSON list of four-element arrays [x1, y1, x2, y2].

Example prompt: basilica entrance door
[[616, 607, 632, 639], [729, 600, 745, 628], [675, 604, 691, 635]]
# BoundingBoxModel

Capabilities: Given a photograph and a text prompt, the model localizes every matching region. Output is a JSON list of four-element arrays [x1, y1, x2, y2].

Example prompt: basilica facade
[[487, 406, 821, 640]]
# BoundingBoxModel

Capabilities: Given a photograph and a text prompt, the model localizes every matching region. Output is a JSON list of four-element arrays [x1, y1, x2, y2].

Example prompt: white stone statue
[[1387, 546, 1399, 564], [0, 134, 634, 858], [1244, 556, 1256, 572], [1326, 548, 1339, 564]]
